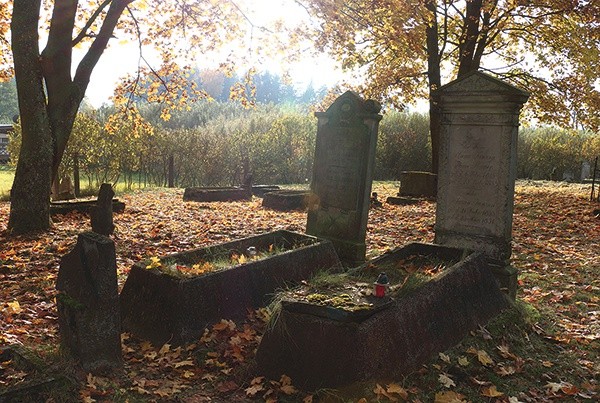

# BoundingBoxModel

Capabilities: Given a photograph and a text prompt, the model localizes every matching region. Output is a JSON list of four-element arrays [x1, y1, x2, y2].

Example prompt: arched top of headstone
[[316, 91, 382, 124], [438, 71, 530, 99]]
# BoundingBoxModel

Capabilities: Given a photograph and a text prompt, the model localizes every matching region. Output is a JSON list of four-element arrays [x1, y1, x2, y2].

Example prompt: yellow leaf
[[146, 256, 162, 269], [6, 300, 21, 314], [477, 350, 493, 366], [439, 352, 451, 363], [482, 385, 504, 397], [238, 254, 247, 264], [458, 356, 469, 366]]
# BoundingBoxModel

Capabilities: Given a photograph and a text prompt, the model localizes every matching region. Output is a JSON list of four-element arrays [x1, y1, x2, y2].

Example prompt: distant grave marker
[[434, 71, 529, 298], [306, 91, 382, 266]]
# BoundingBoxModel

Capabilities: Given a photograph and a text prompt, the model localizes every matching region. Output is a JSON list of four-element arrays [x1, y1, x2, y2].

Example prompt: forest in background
[[1, 73, 599, 195]]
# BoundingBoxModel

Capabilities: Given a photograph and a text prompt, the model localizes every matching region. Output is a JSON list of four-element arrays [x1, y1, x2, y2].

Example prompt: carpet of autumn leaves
[[0, 181, 598, 402]]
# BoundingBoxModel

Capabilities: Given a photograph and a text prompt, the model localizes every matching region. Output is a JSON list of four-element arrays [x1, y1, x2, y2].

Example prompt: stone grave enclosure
[[256, 243, 511, 389], [120, 230, 342, 346]]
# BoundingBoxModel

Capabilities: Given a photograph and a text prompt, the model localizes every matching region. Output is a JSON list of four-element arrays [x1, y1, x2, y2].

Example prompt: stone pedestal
[[434, 71, 529, 299], [306, 91, 382, 266], [56, 232, 122, 373]]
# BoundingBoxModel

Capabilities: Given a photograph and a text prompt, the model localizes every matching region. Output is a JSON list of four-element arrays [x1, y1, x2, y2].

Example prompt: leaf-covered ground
[[0, 181, 598, 402]]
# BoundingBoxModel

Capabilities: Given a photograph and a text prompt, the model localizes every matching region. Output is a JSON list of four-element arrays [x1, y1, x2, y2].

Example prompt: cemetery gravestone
[[56, 232, 122, 373], [306, 91, 382, 266], [91, 183, 115, 235], [434, 71, 529, 299]]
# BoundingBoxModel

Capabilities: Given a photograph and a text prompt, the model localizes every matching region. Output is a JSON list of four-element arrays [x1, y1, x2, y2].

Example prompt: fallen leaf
[[387, 383, 409, 399], [439, 352, 451, 363], [476, 350, 493, 366], [374, 383, 398, 401], [174, 360, 194, 368], [458, 356, 469, 367], [439, 373, 456, 388], [481, 385, 504, 397], [245, 383, 263, 397], [434, 390, 467, 403]]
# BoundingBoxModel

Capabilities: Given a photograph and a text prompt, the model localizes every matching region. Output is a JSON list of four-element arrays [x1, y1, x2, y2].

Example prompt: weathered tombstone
[[56, 232, 122, 374], [434, 71, 529, 299], [306, 91, 382, 266], [262, 190, 312, 211], [91, 183, 114, 235], [398, 171, 437, 197]]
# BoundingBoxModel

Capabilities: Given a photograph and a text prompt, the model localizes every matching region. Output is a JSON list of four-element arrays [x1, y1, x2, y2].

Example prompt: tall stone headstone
[[434, 71, 529, 299], [306, 91, 382, 266], [56, 232, 122, 373]]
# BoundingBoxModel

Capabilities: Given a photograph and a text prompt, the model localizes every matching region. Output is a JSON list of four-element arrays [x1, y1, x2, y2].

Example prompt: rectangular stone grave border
[[256, 243, 511, 390], [120, 230, 343, 346], [50, 198, 125, 215], [183, 186, 252, 202]]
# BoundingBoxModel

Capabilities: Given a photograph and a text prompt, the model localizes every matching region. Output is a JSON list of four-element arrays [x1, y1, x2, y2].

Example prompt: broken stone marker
[[56, 232, 122, 374], [91, 183, 114, 235]]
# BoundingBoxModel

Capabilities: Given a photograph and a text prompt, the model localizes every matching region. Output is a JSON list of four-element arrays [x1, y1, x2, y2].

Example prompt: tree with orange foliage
[[2, 0, 263, 234], [297, 0, 600, 173]]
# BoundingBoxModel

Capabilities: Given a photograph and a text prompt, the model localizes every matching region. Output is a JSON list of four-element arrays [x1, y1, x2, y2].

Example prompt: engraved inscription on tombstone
[[434, 71, 529, 299], [306, 91, 381, 265]]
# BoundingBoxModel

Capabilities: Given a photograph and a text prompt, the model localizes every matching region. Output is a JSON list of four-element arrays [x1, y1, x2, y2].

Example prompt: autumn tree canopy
[[297, 0, 600, 171], [0, 0, 275, 234]]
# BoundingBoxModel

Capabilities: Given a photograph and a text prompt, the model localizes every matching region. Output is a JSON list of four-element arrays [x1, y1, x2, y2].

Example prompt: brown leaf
[[481, 385, 504, 397], [434, 391, 467, 403]]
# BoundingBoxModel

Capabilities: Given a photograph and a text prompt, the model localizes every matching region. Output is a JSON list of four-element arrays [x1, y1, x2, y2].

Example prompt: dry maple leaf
[[386, 383, 409, 399], [245, 383, 264, 397], [476, 350, 493, 366], [481, 385, 504, 397], [438, 373, 456, 388], [434, 390, 468, 403], [373, 383, 398, 401]]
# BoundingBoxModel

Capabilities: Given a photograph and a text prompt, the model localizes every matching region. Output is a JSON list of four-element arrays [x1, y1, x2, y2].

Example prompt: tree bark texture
[[425, 0, 442, 175], [9, 0, 134, 233], [8, 0, 53, 234]]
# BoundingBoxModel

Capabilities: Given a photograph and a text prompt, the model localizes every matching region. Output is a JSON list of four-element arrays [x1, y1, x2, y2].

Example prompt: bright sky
[[83, 0, 346, 107]]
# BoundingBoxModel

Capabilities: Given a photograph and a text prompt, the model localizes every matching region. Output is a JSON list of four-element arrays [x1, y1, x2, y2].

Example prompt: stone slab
[[120, 230, 342, 346], [49, 198, 125, 215], [183, 187, 252, 202], [261, 190, 312, 211], [399, 171, 437, 197]]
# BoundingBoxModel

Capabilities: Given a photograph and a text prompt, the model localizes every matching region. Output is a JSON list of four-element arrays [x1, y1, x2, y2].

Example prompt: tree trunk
[[425, 0, 442, 175], [8, 0, 53, 234], [457, 0, 483, 76], [8, 0, 133, 234]]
